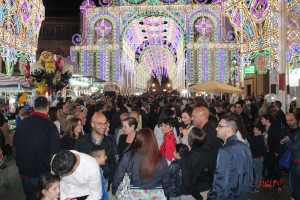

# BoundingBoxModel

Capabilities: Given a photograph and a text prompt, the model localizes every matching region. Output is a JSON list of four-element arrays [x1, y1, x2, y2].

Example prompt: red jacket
[[160, 131, 176, 162]]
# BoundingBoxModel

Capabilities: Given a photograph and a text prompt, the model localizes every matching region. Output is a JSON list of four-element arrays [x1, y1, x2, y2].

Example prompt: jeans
[[289, 163, 300, 199], [253, 157, 263, 187], [20, 175, 38, 200]]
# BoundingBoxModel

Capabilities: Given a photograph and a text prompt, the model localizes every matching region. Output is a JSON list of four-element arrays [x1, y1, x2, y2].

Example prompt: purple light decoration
[[195, 17, 214, 35], [95, 19, 112, 37], [70, 51, 75, 62], [187, 10, 221, 42], [88, 11, 119, 45], [202, 48, 208, 82], [251, 0, 268, 19], [219, 49, 225, 82], [235, 49, 239, 83], [99, 50, 106, 80], [116, 50, 120, 82], [84, 51, 89, 76]]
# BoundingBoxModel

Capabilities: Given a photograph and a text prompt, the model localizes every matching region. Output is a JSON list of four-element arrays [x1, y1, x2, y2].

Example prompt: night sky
[[42, 0, 84, 17]]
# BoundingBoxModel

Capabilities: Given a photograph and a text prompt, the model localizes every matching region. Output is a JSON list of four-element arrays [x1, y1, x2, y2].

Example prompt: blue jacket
[[208, 135, 253, 200], [112, 149, 171, 196]]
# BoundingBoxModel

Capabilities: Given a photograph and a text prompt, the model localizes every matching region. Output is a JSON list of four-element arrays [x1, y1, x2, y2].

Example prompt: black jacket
[[168, 160, 182, 197], [74, 133, 117, 184], [181, 146, 216, 200], [202, 123, 222, 153]]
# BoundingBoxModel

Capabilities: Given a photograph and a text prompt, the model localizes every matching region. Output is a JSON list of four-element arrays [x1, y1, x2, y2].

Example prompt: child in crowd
[[89, 145, 108, 200], [160, 117, 177, 164], [35, 172, 60, 200], [169, 143, 189, 200], [246, 125, 265, 193]]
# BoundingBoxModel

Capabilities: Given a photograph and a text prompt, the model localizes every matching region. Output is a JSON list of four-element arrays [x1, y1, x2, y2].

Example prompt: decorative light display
[[70, 0, 297, 91], [0, 0, 44, 75]]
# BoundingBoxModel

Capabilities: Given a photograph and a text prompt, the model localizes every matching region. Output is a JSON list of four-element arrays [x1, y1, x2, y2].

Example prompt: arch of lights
[[70, 0, 299, 91], [0, 0, 44, 76]]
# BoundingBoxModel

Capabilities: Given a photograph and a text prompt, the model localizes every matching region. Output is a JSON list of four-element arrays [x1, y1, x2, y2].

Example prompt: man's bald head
[[286, 113, 298, 129], [91, 113, 107, 123], [192, 106, 209, 128]]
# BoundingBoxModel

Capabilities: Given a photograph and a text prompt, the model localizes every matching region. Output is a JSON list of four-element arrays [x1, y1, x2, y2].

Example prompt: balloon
[[45, 57, 56, 78], [36, 79, 48, 95], [55, 79, 69, 92], [38, 51, 53, 67], [17, 92, 28, 105], [30, 62, 45, 83]]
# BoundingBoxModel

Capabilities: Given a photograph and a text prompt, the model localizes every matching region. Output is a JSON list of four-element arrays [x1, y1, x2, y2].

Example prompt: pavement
[[0, 156, 293, 200]]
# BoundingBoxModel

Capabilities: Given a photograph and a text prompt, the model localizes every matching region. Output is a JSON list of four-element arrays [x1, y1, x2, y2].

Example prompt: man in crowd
[[14, 96, 60, 200], [15, 106, 26, 127], [208, 115, 253, 200], [51, 149, 101, 200], [74, 113, 117, 191], [57, 101, 69, 134], [192, 106, 221, 153]]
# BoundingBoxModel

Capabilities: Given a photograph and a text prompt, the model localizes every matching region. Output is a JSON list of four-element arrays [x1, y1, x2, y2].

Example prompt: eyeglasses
[[217, 124, 229, 128], [93, 122, 109, 126]]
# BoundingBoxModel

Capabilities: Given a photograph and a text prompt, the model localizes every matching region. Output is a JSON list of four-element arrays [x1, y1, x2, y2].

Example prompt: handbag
[[279, 150, 293, 170], [115, 151, 135, 200]]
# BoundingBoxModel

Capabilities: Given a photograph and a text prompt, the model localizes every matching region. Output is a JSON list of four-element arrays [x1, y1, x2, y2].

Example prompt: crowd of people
[[1, 93, 300, 200]]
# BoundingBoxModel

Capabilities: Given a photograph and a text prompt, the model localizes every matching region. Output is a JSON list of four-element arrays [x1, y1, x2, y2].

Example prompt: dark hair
[[158, 109, 175, 126], [181, 107, 193, 118], [16, 106, 25, 115], [73, 103, 81, 110], [229, 113, 247, 139], [51, 150, 77, 176], [261, 114, 272, 121], [162, 117, 176, 128], [221, 114, 238, 134], [235, 100, 244, 107], [295, 111, 300, 123], [274, 101, 282, 108], [175, 143, 189, 157], [95, 102, 106, 112], [34, 96, 49, 110], [188, 127, 207, 147], [135, 128, 162, 181], [123, 117, 138, 130], [254, 124, 265, 132], [56, 101, 66, 110], [35, 172, 60, 200], [194, 96, 208, 108], [228, 104, 236, 112], [89, 145, 106, 158], [65, 118, 82, 139], [208, 114, 219, 129], [48, 107, 58, 122]]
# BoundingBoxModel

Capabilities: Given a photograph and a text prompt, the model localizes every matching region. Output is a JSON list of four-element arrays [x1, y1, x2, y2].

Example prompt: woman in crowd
[[60, 118, 83, 150], [181, 127, 216, 199], [180, 107, 194, 148], [118, 117, 138, 159], [113, 128, 171, 199], [261, 114, 282, 192], [228, 104, 236, 114], [48, 107, 60, 136], [231, 113, 249, 146]]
